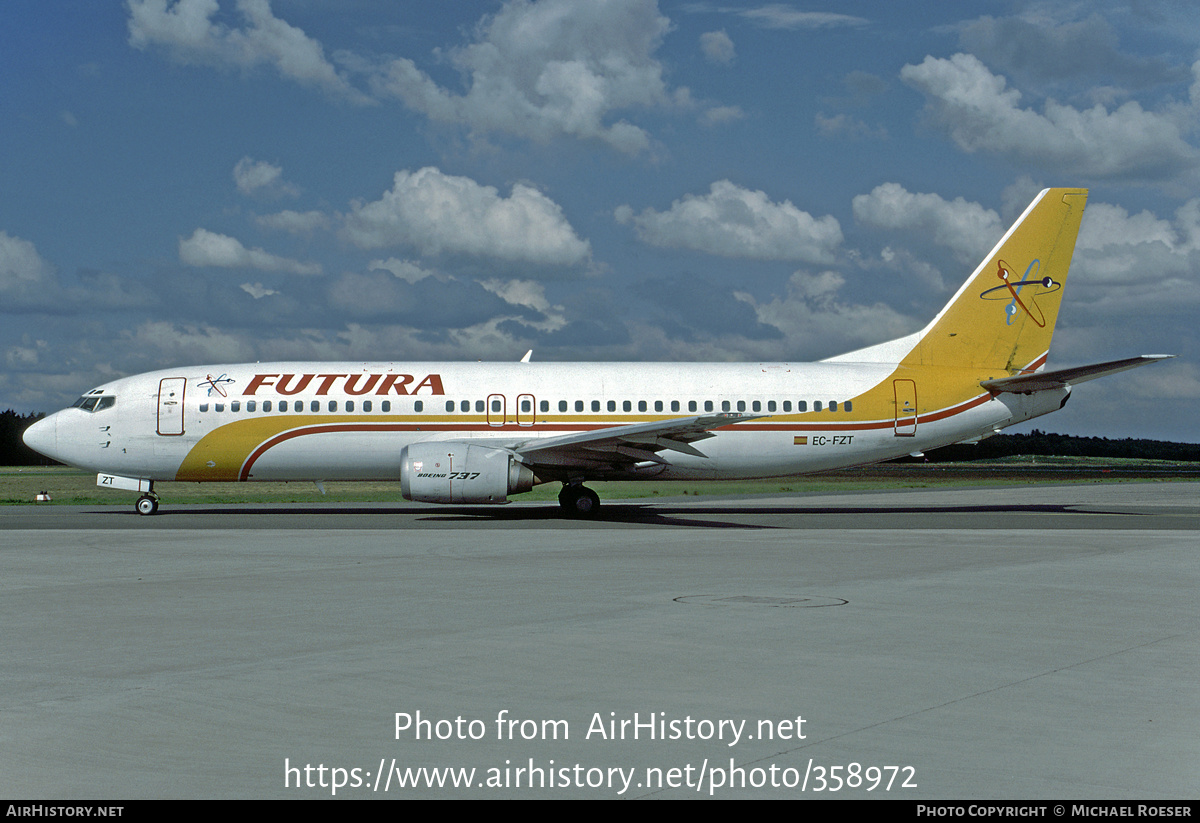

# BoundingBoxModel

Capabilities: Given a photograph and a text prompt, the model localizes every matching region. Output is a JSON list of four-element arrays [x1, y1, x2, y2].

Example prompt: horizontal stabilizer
[[980, 355, 1174, 393]]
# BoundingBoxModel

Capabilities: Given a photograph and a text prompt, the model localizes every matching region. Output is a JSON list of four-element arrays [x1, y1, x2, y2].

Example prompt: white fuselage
[[27, 359, 1067, 486]]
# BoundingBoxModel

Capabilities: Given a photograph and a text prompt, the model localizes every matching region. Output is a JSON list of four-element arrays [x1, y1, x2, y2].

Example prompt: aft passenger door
[[157, 377, 187, 436], [893, 379, 917, 437]]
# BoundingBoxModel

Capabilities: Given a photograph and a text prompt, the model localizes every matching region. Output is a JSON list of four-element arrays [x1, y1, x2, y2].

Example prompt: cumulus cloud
[[369, 0, 674, 154], [479, 278, 567, 331], [126, 0, 371, 104], [634, 273, 783, 342], [959, 13, 1183, 89], [737, 6, 868, 30], [1066, 198, 1200, 320], [700, 30, 735, 65], [118, 320, 252, 364], [326, 270, 520, 329], [343, 167, 591, 266], [368, 257, 438, 284], [179, 228, 322, 274], [615, 180, 843, 263], [239, 282, 278, 299], [815, 112, 886, 140], [739, 270, 915, 357], [852, 183, 1004, 264], [701, 105, 744, 127], [900, 53, 1199, 180], [233, 156, 299, 197], [0, 231, 54, 292]]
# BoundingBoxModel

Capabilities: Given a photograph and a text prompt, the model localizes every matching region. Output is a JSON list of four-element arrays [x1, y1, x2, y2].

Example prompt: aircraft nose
[[22, 414, 59, 461]]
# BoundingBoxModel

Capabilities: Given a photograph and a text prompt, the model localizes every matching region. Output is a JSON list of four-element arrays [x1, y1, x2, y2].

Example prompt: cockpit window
[[71, 395, 116, 412]]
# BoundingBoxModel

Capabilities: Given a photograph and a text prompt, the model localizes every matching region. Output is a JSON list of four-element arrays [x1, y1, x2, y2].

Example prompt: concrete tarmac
[[2, 482, 1197, 798]]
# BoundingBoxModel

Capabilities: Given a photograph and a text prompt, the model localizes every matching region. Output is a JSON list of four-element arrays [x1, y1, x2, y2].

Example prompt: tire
[[560, 486, 599, 516]]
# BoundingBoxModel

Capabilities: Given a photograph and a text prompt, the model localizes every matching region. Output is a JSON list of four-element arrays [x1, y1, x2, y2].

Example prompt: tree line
[[2, 410, 50, 465], [1, 409, 1196, 466], [899, 429, 1200, 462]]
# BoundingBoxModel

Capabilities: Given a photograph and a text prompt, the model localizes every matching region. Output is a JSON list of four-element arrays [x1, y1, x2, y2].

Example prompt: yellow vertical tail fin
[[909, 188, 1088, 372]]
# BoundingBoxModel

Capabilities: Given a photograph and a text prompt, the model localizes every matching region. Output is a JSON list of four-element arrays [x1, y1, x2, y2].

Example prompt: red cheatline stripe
[[235, 388, 1015, 480]]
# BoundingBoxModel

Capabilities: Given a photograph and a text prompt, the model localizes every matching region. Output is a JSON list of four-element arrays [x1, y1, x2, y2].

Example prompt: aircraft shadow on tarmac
[[82, 500, 1152, 530]]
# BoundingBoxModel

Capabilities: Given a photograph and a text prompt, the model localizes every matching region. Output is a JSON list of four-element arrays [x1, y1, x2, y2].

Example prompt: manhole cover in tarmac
[[674, 595, 847, 608]]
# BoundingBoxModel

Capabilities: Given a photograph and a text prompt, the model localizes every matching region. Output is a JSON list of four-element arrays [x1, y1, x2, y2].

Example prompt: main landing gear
[[558, 483, 600, 517], [135, 492, 160, 516]]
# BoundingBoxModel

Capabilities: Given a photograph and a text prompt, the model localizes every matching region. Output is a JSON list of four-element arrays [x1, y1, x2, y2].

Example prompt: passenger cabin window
[[199, 403, 209, 413], [363, 401, 373, 412], [231, 401, 240, 412], [263, 400, 273, 412], [591, 400, 600, 412], [311, 401, 320, 412], [414, 401, 423, 412], [844, 401, 853, 412], [446, 400, 455, 412], [346, 401, 354, 412], [247, 400, 256, 412]]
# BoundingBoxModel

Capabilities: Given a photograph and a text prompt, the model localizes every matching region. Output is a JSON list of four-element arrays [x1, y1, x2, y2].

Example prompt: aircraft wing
[[512, 412, 764, 469], [980, 355, 1174, 393]]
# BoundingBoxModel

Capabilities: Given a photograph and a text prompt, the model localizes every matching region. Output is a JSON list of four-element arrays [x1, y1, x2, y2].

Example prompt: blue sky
[[2, 0, 1199, 440]]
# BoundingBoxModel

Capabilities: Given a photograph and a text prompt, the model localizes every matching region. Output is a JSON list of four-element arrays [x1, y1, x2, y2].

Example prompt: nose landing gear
[[135, 493, 160, 516]]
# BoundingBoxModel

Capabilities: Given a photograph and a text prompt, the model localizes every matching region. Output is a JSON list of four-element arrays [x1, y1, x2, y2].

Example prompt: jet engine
[[400, 442, 537, 504]]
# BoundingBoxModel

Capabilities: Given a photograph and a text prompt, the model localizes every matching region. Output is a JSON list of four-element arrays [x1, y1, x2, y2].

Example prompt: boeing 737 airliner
[[23, 188, 1171, 515]]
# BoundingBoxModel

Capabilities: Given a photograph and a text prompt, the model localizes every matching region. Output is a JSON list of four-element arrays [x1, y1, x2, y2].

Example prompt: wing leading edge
[[513, 412, 765, 469]]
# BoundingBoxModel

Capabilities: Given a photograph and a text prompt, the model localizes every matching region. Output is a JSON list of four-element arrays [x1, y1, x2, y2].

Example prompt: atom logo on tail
[[979, 259, 1060, 327]]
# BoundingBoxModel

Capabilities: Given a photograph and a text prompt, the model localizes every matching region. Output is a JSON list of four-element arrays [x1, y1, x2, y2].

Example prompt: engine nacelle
[[400, 442, 536, 504]]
